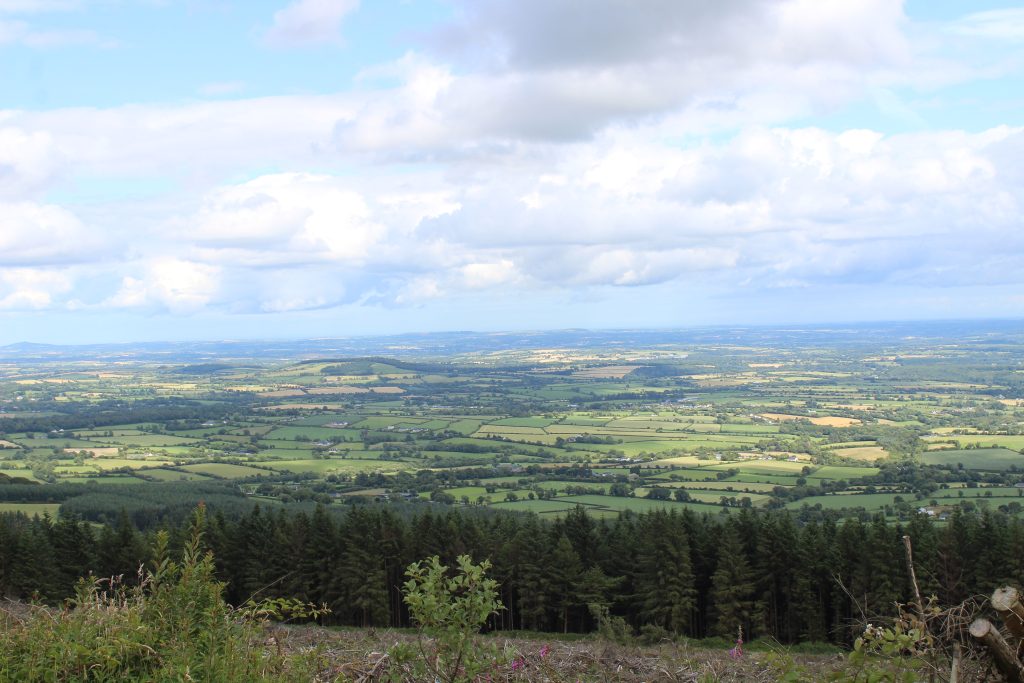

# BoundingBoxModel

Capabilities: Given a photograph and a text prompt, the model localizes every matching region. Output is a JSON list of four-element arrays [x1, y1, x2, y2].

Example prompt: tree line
[[2, 504, 1022, 645]]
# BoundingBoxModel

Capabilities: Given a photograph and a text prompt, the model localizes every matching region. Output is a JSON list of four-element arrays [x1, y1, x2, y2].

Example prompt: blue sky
[[1, 0, 1023, 344]]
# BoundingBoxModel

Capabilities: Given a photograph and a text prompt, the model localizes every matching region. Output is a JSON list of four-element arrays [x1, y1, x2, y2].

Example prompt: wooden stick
[[992, 586, 1024, 642], [950, 641, 960, 683], [970, 618, 1024, 683], [902, 535, 924, 613]]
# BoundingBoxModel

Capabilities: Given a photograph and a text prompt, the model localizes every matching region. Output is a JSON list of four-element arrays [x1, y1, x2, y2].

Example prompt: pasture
[[918, 449, 1024, 471]]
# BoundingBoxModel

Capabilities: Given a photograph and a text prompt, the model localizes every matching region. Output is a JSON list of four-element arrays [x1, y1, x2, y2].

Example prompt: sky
[[1, 0, 1023, 344]]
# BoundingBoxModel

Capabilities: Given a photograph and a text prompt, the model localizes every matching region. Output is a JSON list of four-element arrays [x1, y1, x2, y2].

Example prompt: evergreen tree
[[710, 523, 756, 638], [635, 511, 695, 634]]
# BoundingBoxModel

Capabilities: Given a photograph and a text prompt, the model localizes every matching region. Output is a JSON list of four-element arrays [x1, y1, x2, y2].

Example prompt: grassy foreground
[[0, 613, 986, 682]]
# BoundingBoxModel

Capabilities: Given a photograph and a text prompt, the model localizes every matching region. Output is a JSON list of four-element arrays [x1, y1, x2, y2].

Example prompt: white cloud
[[0, 201, 98, 265], [340, 0, 910, 153], [265, 0, 359, 47], [191, 173, 385, 265], [0, 268, 71, 310], [459, 259, 519, 289], [950, 9, 1024, 41], [0, 127, 62, 197], [106, 259, 221, 313], [3, 95, 354, 180], [394, 276, 442, 304]]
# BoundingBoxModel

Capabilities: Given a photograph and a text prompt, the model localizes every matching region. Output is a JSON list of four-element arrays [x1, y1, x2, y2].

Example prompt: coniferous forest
[[1, 502, 1018, 646]]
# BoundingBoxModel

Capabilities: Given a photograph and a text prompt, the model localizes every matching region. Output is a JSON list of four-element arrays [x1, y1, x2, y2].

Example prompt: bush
[[0, 505, 325, 682], [391, 554, 506, 683]]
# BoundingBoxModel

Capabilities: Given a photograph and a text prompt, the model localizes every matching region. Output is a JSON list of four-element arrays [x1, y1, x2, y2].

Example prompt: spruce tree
[[710, 523, 756, 638]]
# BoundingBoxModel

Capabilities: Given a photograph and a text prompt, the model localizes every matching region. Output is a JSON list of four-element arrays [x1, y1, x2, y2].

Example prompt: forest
[[2, 502, 1019, 647]]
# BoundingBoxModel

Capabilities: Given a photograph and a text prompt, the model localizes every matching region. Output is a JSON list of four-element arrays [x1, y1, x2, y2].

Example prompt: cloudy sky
[[1, 0, 1022, 344]]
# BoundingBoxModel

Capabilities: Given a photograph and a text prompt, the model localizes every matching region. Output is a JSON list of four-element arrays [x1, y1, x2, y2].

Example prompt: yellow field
[[64, 447, 121, 457], [812, 416, 861, 427], [572, 366, 640, 379], [257, 389, 307, 398], [832, 446, 889, 462], [0, 440, 20, 449], [648, 455, 705, 467], [91, 457, 173, 470], [739, 451, 811, 461]]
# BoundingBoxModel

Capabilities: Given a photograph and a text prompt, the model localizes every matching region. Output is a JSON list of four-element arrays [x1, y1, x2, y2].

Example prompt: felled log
[[970, 618, 1024, 683], [992, 586, 1024, 642]]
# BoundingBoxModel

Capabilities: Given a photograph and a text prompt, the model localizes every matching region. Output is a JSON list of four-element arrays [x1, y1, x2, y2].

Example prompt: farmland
[[1, 324, 1024, 524]]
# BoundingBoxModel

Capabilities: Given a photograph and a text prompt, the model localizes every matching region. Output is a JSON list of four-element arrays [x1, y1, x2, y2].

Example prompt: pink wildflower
[[728, 636, 744, 659], [539, 645, 550, 659]]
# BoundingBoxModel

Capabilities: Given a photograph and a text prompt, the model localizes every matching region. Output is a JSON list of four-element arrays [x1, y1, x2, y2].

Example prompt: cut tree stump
[[993, 586, 1024, 642], [970, 618, 1024, 683]]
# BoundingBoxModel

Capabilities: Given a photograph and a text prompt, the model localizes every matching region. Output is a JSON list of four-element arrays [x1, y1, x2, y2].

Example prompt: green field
[[786, 493, 902, 511], [925, 435, 1024, 451], [177, 463, 272, 478], [919, 448, 1024, 471], [0, 503, 61, 516], [137, 468, 214, 482]]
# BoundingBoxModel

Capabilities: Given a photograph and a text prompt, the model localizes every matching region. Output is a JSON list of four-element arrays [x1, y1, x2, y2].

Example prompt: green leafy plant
[[396, 554, 505, 683], [836, 620, 927, 683], [0, 505, 327, 682]]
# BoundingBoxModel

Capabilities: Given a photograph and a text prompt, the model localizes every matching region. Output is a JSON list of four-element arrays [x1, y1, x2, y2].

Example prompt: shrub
[[0, 505, 325, 682], [392, 554, 506, 683]]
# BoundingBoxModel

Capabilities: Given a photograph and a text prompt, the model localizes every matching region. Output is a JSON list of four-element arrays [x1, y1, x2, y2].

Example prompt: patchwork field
[[3, 329, 1024, 525]]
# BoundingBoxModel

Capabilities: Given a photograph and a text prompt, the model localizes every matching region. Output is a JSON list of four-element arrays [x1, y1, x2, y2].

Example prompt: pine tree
[[635, 511, 696, 634], [710, 523, 756, 638], [548, 533, 582, 633]]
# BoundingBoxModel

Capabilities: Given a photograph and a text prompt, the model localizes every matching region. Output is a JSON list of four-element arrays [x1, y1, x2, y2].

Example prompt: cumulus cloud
[[331, 0, 911, 153], [0, 201, 99, 265], [190, 173, 386, 265], [0, 127, 62, 197], [106, 259, 221, 313], [265, 0, 359, 47], [0, 267, 71, 310], [437, 0, 907, 71]]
